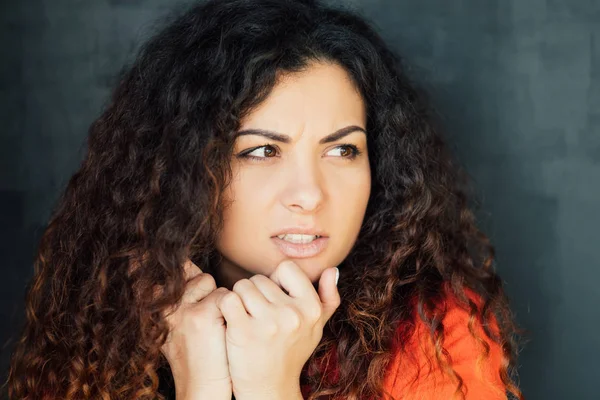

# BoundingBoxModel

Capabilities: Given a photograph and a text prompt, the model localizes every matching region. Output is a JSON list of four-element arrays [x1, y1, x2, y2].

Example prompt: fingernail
[[335, 267, 339, 286]]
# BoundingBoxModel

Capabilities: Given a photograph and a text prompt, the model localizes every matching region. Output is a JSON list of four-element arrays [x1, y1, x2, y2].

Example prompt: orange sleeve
[[383, 292, 507, 400]]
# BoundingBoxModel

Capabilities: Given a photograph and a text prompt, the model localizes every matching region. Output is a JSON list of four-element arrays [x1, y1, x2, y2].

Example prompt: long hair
[[6, 0, 523, 399]]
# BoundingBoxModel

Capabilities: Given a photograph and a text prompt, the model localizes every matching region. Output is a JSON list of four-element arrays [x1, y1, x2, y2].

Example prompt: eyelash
[[237, 144, 362, 162]]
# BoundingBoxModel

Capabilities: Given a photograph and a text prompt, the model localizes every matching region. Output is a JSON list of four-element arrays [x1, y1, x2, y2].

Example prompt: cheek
[[221, 173, 265, 238], [216, 169, 276, 266], [325, 167, 370, 245], [330, 167, 370, 215]]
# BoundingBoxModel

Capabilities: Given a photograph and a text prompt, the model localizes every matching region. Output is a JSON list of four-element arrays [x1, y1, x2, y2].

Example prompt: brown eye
[[243, 145, 279, 159], [326, 144, 360, 159], [263, 146, 276, 157], [339, 147, 351, 157]]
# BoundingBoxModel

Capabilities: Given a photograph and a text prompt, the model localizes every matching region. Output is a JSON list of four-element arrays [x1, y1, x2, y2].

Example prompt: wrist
[[235, 385, 303, 400], [178, 390, 231, 400], [175, 382, 231, 400]]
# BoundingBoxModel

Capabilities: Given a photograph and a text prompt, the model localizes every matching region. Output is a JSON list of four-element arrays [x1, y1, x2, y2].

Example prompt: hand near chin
[[160, 259, 232, 400], [216, 260, 341, 400]]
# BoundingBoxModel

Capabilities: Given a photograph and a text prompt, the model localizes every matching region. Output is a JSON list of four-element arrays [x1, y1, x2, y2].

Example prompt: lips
[[270, 227, 329, 258], [271, 227, 328, 237], [271, 236, 329, 258]]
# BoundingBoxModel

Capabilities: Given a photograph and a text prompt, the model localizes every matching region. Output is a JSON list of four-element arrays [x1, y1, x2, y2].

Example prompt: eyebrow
[[234, 125, 367, 144]]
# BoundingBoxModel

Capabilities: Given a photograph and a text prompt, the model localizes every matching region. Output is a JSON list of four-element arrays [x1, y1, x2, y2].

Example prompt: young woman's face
[[216, 61, 371, 284]]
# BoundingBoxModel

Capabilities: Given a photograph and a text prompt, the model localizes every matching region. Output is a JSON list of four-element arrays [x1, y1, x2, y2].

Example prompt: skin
[[162, 61, 371, 400], [216, 60, 371, 287]]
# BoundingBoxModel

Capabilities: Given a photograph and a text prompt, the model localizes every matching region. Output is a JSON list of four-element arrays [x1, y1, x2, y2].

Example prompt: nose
[[279, 157, 325, 214]]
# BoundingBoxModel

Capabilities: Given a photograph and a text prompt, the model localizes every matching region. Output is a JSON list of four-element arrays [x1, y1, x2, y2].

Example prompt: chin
[[289, 258, 331, 283]]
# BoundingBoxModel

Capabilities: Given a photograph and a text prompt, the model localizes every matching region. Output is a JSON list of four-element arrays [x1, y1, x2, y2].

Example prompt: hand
[[160, 259, 232, 400], [217, 260, 341, 400]]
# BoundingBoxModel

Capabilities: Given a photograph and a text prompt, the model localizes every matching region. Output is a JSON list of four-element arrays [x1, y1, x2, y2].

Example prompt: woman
[[6, 0, 524, 399]]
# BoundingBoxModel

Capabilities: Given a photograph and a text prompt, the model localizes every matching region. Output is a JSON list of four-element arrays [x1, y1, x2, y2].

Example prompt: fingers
[[182, 272, 217, 304], [182, 258, 202, 281], [216, 290, 250, 329], [249, 274, 287, 303], [193, 286, 231, 319], [163, 277, 225, 327], [269, 261, 336, 325], [317, 267, 341, 323], [158, 259, 207, 318], [232, 278, 273, 318], [269, 260, 319, 301]]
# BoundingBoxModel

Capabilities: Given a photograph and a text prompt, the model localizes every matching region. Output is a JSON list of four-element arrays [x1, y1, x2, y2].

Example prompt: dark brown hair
[[6, 0, 523, 399]]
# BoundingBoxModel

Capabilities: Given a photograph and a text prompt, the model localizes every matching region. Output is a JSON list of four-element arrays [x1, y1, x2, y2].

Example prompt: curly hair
[[6, 0, 523, 399]]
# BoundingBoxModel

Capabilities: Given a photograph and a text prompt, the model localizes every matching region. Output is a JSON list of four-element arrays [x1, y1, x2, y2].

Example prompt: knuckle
[[199, 273, 217, 290], [249, 274, 269, 285], [279, 260, 297, 273], [306, 305, 322, 322], [262, 321, 279, 336], [213, 287, 230, 296], [282, 305, 302, 330], [222, 291, 240, 307], [186, 272, 215, 292], [182, 259, 201, 281], [232, 278, 251, 293], [197, 287, 227, 307]]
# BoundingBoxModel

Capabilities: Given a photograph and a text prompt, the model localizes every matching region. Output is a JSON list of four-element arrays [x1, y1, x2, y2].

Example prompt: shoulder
[[383, 286, 507, 400]]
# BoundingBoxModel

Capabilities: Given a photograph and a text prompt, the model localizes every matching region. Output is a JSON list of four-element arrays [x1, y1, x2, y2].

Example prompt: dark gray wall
[[1, 1, 598, 399]]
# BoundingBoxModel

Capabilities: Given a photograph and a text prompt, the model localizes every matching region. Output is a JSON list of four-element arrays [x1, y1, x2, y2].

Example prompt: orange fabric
[[382, 290, 507, 400]]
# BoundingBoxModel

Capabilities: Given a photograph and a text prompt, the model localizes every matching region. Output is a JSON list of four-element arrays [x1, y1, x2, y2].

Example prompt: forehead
[[239, 62, 366, 132]]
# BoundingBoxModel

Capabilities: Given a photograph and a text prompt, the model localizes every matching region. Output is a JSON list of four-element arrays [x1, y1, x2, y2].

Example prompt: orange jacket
[[382, 289, 507, 399], [302, 288, 507, 399]]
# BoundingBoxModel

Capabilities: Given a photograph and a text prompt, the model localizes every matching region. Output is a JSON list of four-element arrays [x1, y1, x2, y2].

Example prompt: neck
[[214, 258, 253, 290]]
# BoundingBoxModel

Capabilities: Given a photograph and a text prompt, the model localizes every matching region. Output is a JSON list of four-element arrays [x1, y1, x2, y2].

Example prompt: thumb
[[183, 258, 203, 281], [318, 267, 341, 323]]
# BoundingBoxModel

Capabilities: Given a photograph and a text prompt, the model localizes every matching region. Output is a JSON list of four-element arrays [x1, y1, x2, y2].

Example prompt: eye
[[238, 144, 279, 160], [326, 144, 361, 159]]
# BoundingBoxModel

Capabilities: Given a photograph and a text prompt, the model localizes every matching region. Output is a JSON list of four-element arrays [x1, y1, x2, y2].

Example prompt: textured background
[[1, 1, 598, 399]]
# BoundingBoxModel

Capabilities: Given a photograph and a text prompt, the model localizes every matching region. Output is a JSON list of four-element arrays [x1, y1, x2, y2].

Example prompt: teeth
[[277, 234, 321, 244]]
